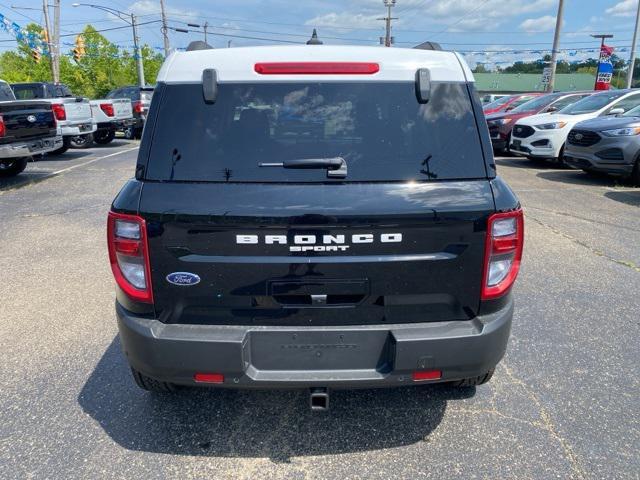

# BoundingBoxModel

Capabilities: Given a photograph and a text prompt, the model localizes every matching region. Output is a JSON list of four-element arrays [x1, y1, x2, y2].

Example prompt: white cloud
[[127, 0, 199, 22], [304, 12, 383, 31], [606, 0, 638, 17], [520, 15, 557, 33]]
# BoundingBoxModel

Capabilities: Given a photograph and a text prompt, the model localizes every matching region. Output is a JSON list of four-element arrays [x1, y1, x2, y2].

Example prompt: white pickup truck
[[10, 82, 96, 155], [88, 98, 134, 145]]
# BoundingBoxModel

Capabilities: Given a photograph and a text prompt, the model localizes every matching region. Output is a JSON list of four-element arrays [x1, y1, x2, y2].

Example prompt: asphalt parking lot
[[0, 143, 638, 479]]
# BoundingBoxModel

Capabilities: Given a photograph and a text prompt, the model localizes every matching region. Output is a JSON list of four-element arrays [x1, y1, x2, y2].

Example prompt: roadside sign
[[595, 44, 614, 90]]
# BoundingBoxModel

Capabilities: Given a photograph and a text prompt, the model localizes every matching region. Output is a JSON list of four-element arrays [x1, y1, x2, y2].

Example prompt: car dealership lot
[[0, 146, 638, 479]]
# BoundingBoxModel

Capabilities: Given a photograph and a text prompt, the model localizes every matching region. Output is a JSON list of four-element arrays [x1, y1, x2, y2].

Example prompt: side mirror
[[505, 105, 515, 111], [608, 108, 625, 116], [545, 106, 558, 113]]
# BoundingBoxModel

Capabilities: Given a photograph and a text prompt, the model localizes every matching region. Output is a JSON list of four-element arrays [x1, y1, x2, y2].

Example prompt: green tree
[[0, 23, 165, 98]]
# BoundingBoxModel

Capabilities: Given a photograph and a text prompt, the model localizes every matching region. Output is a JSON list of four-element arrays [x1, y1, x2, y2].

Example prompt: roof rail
[[187, 41, 214, 52], [413, 41, 443, 51]]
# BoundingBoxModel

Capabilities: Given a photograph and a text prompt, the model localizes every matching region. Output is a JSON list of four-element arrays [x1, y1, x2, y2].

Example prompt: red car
[[482, 93, 542, 115], [485, 91, 593, 152]]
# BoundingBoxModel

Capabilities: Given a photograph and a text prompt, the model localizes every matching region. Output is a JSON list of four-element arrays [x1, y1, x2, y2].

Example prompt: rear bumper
[[96, 118, 136, 130], [116, 299, 513, 389], [60, 122, 97, 136], [0, 135, 63, 159]]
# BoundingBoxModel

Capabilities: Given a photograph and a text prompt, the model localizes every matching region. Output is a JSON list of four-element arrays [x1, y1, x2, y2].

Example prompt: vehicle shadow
[[536, 170, 626, 187], [604, 190, 640, 207], [33, 150, 93, 163], [78, 337, 473, 460], [494, 156, 562, 170]]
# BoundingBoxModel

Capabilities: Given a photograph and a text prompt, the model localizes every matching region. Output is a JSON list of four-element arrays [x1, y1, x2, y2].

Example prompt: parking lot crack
[[501, 362, 588, 480], [527, 215, 640, 272], [526, 206, 640, 234]]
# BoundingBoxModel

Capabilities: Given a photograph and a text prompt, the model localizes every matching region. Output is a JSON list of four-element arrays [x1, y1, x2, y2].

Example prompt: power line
[[58, 20, 162, 38]]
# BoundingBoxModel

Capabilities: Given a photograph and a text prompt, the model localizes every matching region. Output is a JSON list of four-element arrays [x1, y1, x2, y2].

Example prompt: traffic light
[[31, 48, 41, 63], [72, 35, 85, 62]]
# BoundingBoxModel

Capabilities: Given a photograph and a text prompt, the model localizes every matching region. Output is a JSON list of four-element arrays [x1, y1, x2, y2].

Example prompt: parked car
[[564, 104, 640, 184], [481, 93, 509, 105], [10, 82, 95, 154], [105, 85, 154, 139], [0, 79, 62, 177], [510, 89, 640, 163], [483, 93, 542, 115], [486, 91, 593, 153], [108, 45, 524, 408], [89, 98, 134, 145]]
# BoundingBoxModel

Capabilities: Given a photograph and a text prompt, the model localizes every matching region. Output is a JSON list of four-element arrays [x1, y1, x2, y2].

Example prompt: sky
[[1, 0, 640, 68]]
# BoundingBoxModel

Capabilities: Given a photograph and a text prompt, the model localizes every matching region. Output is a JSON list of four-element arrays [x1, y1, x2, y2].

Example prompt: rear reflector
[[254, 62, 380, 75], [107, 211, 153, 303], [481, 209, 525, 300], [194, 373, 224, 384], [0, 115, 5, 137], [100, 103, 115, 117], [412, 370, 442, 381]]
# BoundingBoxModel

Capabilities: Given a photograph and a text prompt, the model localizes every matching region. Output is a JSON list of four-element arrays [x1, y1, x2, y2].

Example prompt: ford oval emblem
[[27, 115, 37, 123], [575, 133, 583, 140], [166, 272, 201, 286]]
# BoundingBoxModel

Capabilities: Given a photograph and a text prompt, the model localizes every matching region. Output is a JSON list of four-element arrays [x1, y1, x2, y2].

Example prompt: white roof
[[156, 45, 474, 84]]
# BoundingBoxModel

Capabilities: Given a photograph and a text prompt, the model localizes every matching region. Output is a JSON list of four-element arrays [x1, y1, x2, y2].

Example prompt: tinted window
[[106, 89, 120, 99], [510, 95, 556, 113], [12, 84, 40, 99], [484, 95, 514, 109], [145, 82, 486, 183], [559, 91, 626, 115], [508, 95, 537, 109], [0, 82, 15, 101]]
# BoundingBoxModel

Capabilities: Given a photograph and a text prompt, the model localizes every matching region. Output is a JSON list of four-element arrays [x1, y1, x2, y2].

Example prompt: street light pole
[[378, 0, 397, 48], [72, 4, 145, 87], [626, 0, 640, 88], [41, 1, 57, 82], [546, 0, 565, 93], [131, 13, 145, 87]]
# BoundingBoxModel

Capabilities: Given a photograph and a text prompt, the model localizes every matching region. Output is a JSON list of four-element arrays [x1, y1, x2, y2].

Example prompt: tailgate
[[140, 181, 495, 327], [62, 99, 92, 124], [0, 101, 56, 141], [112, 98, 133, 120]]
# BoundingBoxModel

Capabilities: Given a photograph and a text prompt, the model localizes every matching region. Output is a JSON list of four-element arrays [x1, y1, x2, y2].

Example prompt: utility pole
[[159, 0, 170, 56], [131, 14, 145, 87], [41, 0, 57, 83], [52, 0, 60, 83], [546, 0, 565, 93], [204, 21, 209, 44], [626, 0, 640, 88], [378, 0, 397, 47]]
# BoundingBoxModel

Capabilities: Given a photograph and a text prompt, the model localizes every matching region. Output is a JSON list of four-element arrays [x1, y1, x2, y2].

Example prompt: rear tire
[[70, 133, 94, 149], [449, 368, 495, 387], [93, 129, 115, 145], [130, 367, 177, 393], [50, 137, 70, 155], [0, 157, 29, 177]]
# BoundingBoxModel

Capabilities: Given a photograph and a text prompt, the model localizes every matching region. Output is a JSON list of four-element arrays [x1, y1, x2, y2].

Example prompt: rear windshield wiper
[[259, 157, 347, 178]]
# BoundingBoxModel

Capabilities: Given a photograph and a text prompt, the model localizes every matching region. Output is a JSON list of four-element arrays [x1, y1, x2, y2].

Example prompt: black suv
[[106, 85, 154, 139], [108, 46, 523, 409]]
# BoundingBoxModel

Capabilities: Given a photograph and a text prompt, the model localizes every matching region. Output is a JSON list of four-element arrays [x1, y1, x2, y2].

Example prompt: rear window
[[145, 82, 486, 182], [12, 84, 41, 99], [0, 82, 15, 101]]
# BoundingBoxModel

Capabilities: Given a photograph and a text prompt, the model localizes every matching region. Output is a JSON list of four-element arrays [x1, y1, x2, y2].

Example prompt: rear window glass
[[12, 85, 41, 99], [145, 82, 486, 182], [0, 82, 15, 101]]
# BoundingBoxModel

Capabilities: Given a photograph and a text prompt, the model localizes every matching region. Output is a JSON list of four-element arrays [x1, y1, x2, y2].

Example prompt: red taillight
[[254, 62, 380, 75], [133, 101, 143, 114], [412, 370, 442, 381], [100, 103, 115, 117], [0, 115, 5, 137], [481, 209, 525, 300], [51, 103, 66, 121], [107, 211, 153, 303], [194, 373, 224, 384]]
